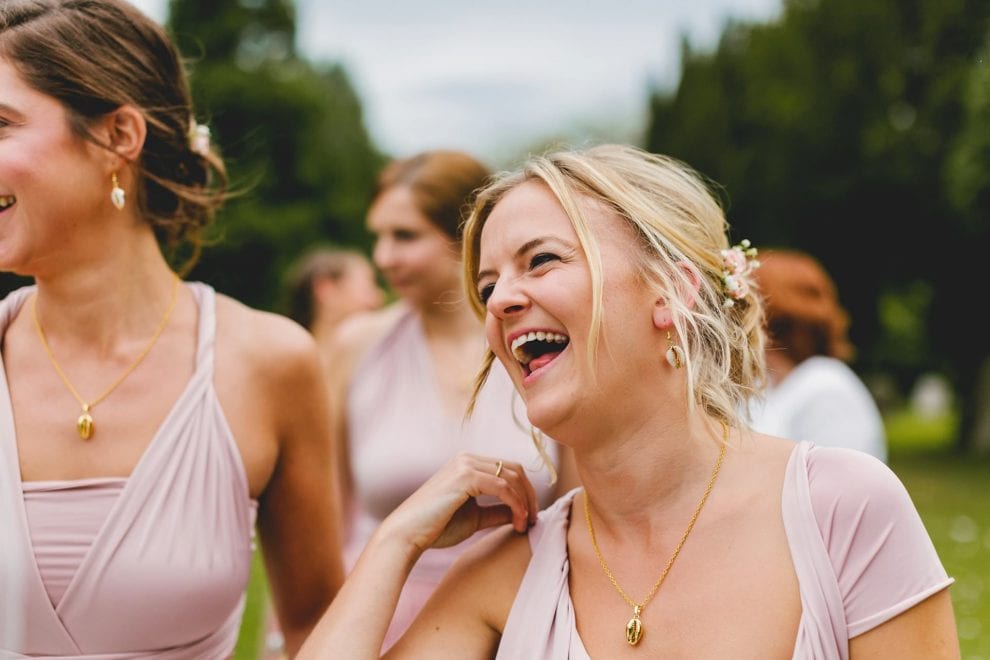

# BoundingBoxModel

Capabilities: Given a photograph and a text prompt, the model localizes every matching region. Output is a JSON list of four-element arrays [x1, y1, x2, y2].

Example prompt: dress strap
[[187, 282, 217, 373]]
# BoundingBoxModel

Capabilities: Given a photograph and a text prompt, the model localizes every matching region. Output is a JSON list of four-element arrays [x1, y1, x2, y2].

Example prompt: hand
[[380, 453, 539, 555]]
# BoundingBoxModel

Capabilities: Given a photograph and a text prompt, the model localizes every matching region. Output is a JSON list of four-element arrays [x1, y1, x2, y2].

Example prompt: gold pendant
[[77, 405, 94, 440], [625, 605, 644, 645]]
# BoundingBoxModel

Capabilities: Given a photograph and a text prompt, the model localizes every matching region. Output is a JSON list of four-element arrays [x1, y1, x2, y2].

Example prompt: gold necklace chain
[[31, 275, 181, 440], [583, 425, 728, 646]]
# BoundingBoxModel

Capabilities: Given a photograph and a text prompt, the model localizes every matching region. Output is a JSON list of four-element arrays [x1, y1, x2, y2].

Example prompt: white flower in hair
[[189, 120, 211, 156]]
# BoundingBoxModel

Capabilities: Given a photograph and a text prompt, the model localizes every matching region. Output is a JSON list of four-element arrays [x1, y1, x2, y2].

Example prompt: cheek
[[485, 318, 508, 361]]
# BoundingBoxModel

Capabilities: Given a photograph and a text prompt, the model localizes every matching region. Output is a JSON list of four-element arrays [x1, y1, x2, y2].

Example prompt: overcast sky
[[129, 0, 781, 164]]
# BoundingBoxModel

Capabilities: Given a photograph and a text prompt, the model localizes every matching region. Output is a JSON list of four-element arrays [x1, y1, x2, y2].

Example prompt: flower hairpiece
[[720, 239, 760, 308], [189, 119, 211, 157]]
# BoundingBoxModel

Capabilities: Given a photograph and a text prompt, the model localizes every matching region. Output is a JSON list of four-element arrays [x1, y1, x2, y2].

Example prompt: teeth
[[510, 331, 569, 363], [0, 195, 15, 209]]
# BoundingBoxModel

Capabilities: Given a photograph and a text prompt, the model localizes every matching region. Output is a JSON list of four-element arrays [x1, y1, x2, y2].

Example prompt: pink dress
[[0, 284, 258, 659], [344, 305, 561, 649], [497, 441, 953, 659]]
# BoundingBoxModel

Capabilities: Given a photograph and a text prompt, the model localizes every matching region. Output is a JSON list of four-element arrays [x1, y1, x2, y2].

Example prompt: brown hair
[[0, 0, 227, 271], [374, 150, 490, 241], [283, 248, 370, 329], [753, 248, 853, 363]]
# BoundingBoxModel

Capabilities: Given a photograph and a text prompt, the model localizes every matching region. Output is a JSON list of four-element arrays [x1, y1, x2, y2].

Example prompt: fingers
[[468, 456, 536, 533], [490, 459, 539, 527], [474, 503, 514, 531]]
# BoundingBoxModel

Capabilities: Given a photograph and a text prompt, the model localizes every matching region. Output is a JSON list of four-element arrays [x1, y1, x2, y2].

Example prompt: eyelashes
[[529, 252, 558, 268], [477, 252, 561, 305]]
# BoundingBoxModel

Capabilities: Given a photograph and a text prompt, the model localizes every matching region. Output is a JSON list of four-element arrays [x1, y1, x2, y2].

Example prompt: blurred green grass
[[234, 407, 989, 658], [885, 408, 990, 658], [234, 550, 269, 660]]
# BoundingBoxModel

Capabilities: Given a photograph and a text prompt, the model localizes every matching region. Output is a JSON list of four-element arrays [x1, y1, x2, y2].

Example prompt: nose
[[486, 277, 529, 318], [372, 237, 392, 271]]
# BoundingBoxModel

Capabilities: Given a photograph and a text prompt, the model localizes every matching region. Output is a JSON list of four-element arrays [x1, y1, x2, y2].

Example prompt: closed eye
[[479, 282, 495, 304], [529, 252, 558, 269]]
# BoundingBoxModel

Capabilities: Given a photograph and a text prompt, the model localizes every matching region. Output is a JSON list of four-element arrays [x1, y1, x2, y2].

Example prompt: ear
[[652, 260, 703, 330], [312, 276, 340, 306], [100, 105, 147, 165]]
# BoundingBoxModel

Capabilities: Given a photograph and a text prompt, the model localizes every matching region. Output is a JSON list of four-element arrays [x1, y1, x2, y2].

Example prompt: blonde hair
[[462, 144, 766, 432]]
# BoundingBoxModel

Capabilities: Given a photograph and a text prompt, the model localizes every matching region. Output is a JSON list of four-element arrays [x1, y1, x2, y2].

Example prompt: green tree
[[647, 0, 990, 452], [938, 39, 990, 453], [168, 0, 385, 310]]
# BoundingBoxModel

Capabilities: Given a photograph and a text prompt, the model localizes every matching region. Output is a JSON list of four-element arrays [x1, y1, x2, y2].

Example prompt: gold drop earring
[[665, 330, 684, 369], [110, 172, 126, 210]]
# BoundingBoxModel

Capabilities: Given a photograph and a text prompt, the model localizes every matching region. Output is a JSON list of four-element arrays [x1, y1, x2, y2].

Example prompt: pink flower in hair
[[719, 239, 760, 307]]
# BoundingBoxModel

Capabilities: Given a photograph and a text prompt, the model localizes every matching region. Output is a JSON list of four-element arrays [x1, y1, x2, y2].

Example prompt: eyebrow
[[476, 235, 562, 283]]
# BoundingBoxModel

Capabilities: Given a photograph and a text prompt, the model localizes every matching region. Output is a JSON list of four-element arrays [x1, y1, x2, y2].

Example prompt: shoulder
[[443, 524, 536, 627], [804, 445, 909, 519], [214, 292, 322, 385], [332, 302, 406, 352], [326, 302, 407, 376], [799, 445, 952, 637], [786, 357, 870, 398]]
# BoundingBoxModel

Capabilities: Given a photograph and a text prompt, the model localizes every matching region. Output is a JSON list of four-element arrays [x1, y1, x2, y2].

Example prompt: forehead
[[0, 58, 68, 124], [479, 181, 575, 254], [478, 180, 631, 264], [0, 58, 34, 107], [366, 185, 432, 229]]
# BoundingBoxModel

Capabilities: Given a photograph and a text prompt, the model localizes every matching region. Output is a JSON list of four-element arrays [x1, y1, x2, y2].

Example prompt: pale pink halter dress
[[0, 283, 258, 659], [496, 442, 952, 659], [344, 305, 561, 650]]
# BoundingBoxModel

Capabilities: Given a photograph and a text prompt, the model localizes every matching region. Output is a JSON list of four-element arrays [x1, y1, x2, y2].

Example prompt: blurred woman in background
[[326, 149, 578, 650], [284, 246, 385, 355], [748, 247, 887, 461]]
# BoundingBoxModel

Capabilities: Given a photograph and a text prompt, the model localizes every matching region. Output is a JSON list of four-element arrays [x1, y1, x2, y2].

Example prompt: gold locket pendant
[[77, 405, 94, 440], [625, 605, 644, 645]]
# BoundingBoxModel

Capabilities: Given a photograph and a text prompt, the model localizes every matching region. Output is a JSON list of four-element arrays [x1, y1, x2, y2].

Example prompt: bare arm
[[297, 454, 538, 659], [256, 319, 346, 657], [849, 588, 960, 659]]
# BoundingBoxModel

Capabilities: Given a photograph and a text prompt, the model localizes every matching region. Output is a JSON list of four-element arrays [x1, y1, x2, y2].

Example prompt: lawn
[[884, 409, 990, 658], [235, 409, 989, 658]]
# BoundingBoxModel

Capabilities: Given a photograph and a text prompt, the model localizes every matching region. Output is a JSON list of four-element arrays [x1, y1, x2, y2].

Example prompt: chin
[[523, 398, 576, 441]]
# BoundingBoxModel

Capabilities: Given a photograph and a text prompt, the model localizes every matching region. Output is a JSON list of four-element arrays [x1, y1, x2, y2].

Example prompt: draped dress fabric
[[0, 283, 258, 659], [344, 305, 561, 649], [497, 442, 953, 659]]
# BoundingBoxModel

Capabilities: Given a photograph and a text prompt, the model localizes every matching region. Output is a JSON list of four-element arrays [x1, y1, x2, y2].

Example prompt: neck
[[416, 290, 480, 340], [30, 230, 179, 354], [573, 412, 727, 538]]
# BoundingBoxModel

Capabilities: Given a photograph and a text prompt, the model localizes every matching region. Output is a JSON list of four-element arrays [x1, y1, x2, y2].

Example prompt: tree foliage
[[646, 0, 990, 451], [168, 0, 384, 311]]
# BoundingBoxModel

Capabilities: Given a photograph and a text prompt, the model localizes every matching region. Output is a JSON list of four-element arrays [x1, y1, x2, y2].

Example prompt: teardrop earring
[[110, 172, 126, 210], [665, 330, 684, 369]]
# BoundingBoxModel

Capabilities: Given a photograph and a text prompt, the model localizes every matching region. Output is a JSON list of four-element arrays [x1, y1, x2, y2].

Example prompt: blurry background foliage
[[169, 0, 385, 309], [646, 0, 990, 454]]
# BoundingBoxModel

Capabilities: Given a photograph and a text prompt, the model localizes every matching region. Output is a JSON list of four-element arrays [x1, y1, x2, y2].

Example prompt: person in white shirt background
[[747, 248, 888, 462]]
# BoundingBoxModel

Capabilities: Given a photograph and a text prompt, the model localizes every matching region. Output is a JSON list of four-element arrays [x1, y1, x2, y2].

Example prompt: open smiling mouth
[[510, 331, 570, 376], [0, 196, 15, 211]]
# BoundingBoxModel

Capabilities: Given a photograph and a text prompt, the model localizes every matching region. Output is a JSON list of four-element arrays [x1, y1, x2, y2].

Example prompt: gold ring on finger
[[494, 460, 504, 478]]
